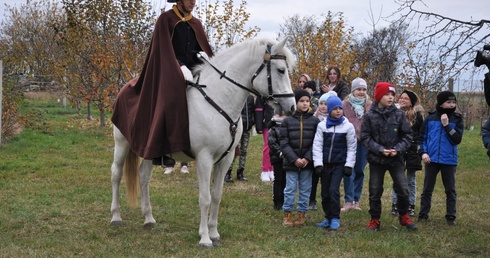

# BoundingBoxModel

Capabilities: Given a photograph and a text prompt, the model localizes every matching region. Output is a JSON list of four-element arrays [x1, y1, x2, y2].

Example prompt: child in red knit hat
[[361, 82, 418, 231]]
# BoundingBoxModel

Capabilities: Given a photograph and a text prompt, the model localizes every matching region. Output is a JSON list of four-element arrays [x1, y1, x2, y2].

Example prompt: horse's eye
[[278, 68, 285, 74]]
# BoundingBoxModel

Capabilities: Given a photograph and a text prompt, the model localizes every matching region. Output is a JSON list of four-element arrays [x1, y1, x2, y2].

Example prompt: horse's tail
[[124, 149, 140, 209]]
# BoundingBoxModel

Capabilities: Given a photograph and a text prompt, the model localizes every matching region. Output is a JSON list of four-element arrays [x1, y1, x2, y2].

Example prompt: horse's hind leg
[[139, 159, 156, 228], [110, 127, 129, 226]]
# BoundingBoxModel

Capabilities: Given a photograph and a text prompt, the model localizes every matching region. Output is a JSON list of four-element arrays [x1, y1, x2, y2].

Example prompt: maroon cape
[[111, 9, 213, 159]]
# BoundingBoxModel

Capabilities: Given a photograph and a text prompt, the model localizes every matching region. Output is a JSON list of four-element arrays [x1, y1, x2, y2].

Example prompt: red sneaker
[[399, 214, 418, 231], [365, 219, 380, 231]]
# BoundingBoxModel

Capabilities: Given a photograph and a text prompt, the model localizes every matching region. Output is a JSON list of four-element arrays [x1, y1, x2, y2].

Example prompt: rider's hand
[[197, 51, 210, 61], [180, 65, 193, 82]]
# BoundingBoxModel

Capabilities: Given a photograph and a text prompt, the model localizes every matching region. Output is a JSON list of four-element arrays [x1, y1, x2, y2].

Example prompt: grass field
[[0, 93, 489, 257]]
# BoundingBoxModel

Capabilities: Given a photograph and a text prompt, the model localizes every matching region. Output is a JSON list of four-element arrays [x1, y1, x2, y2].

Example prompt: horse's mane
[[194, 38, 296, 74]]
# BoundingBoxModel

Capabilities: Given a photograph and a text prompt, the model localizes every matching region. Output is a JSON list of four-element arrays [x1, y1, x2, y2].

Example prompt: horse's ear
[[272, 37, 288, 53]]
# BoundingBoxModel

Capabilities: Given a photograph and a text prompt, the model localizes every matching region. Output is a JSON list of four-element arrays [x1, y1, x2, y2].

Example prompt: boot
[[224, 170, 234, 183], [294, 212, 306, 226], [283, 212, 293, 227], [237, 168, 248, 181]]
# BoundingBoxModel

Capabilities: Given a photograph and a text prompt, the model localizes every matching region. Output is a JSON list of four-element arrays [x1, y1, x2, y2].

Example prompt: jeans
[[419, 163, 457, 220], [282, 169, 313, 213], [320, 164, 344, 219], [344, 143, 367, 203], [261, 130, 273, 172], [368, 160, 410, 219], [392, 168, 417, 205]]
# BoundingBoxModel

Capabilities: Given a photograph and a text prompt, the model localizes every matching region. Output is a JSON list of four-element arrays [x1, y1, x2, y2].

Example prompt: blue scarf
[[326, 115, 345, 128]]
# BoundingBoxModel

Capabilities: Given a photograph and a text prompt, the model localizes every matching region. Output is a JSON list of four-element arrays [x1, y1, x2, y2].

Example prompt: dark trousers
[[320, 164, 344, 219], [309, 172, 320, 204], [368, 160, 410, 219], [419, 163, 457, 220], [272, 161, 286, 205]]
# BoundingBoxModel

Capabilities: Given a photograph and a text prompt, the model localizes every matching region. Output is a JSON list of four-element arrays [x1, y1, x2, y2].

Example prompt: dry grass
[[0, 93, 489, 257]]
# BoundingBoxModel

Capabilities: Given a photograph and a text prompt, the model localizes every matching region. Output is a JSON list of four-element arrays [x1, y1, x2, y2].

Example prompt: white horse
[[110, 38, 296, 248]]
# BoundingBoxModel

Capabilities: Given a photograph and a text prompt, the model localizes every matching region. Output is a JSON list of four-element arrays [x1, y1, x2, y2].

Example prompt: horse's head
[[250, 38, 296, 116]]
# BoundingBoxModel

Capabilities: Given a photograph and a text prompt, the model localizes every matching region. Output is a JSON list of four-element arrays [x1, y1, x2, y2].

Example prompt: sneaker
[[353, 201, 362, 211], [446, 215, 456, 226], [224, 173, 234, 183], [261, 172, 271, 182], [164, 167, 174, 174], [308, 201, 317, 211], [316, 219, 330, 228], [341, 202, 354, 212], [273, 202, 283, 210], [390, 204, 398, 216], [283, 212, 293, 227], [408, 205, 415, 217], [330, 218, 340, 230], [180, 165, 189, 174], [365, 219, 380, 231], [268, 171, 275, 181], [399, 214, 418, 231], [294, 212, 306, 226], [418, 214, 429, 222]]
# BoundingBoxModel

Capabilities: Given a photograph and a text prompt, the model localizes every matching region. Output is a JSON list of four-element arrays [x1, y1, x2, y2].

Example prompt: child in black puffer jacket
[[268, 115, 286, 210]]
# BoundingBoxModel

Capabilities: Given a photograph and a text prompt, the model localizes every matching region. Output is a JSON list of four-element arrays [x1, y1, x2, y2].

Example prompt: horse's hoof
[[143, 222, 155, 229], [110, 221, 123, 227], [199, 243, 214, 249], [211, 237, 221, 247]]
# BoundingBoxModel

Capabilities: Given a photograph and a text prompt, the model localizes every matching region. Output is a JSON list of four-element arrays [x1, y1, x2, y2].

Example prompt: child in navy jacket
[[312, 96, 356, 230]]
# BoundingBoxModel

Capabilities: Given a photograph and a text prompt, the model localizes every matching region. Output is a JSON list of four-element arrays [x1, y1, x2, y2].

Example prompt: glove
[[343, 167, 352, 177], [180, 65, 193, 82], [197, 51, 210, 61], [314, 166, 323, 176]]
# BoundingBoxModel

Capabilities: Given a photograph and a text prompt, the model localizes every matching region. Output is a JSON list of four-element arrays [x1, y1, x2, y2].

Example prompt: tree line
[[1, 0, 488, 139]]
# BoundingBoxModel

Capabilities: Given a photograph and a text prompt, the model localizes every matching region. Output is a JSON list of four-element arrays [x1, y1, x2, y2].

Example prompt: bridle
[[187, 44, 293, 163]]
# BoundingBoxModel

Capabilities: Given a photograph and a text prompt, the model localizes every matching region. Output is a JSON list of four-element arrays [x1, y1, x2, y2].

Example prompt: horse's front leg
[[208, 157, 232, 246], [139, 160, 156, 228], [196, 158, 214, 248]]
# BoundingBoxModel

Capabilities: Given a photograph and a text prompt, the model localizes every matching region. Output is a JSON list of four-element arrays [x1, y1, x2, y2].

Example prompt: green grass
[[0, 93, 489, 257]]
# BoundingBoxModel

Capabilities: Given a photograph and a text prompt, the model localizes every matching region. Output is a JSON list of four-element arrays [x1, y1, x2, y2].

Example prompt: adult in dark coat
[[319, 66, 349, 100], [111, 0, 213, 166]]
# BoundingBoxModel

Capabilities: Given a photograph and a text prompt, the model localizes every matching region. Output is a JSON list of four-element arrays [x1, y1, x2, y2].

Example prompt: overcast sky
[[1, 0, 488, 38]]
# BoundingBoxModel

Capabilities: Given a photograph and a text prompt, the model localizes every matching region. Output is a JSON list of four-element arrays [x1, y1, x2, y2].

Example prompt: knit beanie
[[351, 78, 368, 92], [436, 91, 457, 114], [319, 91, 338, 104], [374, 82, 396, 103], [402, 90, 418, 106], [294, 89, 310, 103], [303, 80, 317, 92], [327, 95, 343, 114], [437, 91, 456, 107]]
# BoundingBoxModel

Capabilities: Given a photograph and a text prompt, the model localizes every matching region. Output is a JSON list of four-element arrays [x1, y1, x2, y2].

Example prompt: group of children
[[270, 78, 464, 231]]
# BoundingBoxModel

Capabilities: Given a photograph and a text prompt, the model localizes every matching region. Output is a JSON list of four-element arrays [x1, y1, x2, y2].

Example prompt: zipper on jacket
[[299, 114, 303, 157], [328, 126, 336, 163]]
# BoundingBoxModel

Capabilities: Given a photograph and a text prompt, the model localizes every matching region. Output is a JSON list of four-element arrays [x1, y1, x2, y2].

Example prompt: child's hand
[[441, 114, 449, 127], [389, 149, 398, 156], [383, 149, 391, 156], [422, 153, 431, 164], [294, 158, 308, 168]]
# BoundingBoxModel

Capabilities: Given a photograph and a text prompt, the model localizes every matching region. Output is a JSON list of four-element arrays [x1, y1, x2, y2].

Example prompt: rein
[[188, 44, 291, 164]]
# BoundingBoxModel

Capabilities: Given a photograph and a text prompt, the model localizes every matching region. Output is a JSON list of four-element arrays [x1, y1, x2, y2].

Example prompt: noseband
[[250, 44, 294, 101]]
